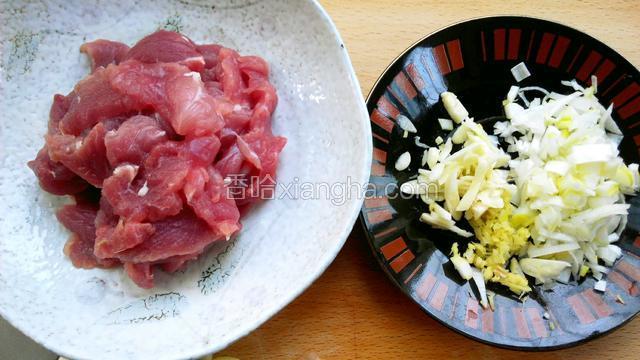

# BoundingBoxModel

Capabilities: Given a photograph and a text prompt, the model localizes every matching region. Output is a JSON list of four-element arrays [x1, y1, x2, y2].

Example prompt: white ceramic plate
[[0, 1, 371, 359]]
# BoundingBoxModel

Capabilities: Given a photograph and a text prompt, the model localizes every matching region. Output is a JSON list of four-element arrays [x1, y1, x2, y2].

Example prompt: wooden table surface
[[215, 1, 640, 359]]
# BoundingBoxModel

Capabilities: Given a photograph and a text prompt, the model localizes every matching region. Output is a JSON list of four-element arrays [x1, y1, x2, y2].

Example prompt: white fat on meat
[[113, 164, 139, 182]]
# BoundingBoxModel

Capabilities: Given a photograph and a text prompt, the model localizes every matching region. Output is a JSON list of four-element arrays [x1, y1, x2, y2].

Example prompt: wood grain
[[214, 1, 640, 358]]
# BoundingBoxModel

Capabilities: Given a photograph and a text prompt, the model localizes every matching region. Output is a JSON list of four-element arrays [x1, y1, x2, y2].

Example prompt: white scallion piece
[[511, 62, 531, 82], [594, 280, 607, 292], [397, 114, 418, 133], [421, 149, 429, 166], [471, 268, 489, 308], [438, 118, 454, 130], [414, 136, 428, 148], [506, 86, 520, 102], [395, 151, 411, 171], [441, 92, 469, 123], [400, 180, 424, 195]]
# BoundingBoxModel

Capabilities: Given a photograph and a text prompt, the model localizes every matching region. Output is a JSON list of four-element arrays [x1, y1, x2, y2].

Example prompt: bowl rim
[[361, 14, 640, 351], [0, 0, 373, 359]]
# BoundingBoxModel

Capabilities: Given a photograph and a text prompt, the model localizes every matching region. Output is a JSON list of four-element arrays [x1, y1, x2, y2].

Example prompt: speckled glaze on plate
[[361, 16, 640, 350], [0, 1, 372, 359]]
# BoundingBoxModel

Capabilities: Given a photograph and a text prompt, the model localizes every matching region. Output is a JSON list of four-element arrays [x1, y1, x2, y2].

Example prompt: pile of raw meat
[[28, 31, 285, 288]]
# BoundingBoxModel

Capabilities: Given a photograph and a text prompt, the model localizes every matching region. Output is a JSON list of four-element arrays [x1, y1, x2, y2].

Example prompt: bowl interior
[[362, 16, 640, 349], [0, 1, 371, 359]]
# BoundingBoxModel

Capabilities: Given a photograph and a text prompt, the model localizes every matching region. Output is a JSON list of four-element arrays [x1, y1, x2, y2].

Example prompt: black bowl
[[360, 16, 640, 350]]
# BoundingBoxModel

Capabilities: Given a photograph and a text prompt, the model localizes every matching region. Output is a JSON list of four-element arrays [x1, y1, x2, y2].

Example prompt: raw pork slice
[[28, 30, 284, 288], [57, 203, 119, 269], [48, 94, 71, 134], [94, 197, 155, 259], [124, 262, 154, 289], [27, 148, 88, 195], [102, 143, 189, 223], [108, 60, 224, 136], [125, 30, 205, 72], [197, 44, 222, 69], [104, 115, 170, 166], [158, 250, 204, 273], [58, 67, 141, 136], [47, 121, 113, 187], [80, 39, 130, 72], [114, 208, 216, 263], [185, 167, 241, 238]]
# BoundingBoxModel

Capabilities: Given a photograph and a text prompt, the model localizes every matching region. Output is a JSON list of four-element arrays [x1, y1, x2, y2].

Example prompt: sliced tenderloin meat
[[57, 203, 119, 269], [123, 262, 154, 289], [114, 208, 217, 263], [80, 39, 130, 72], [58, 67, 141, 136], [104, 115, 169, 167], [124, 30, 205, 72], [108, 60, 224, 136], [27, 148, 88, 195]]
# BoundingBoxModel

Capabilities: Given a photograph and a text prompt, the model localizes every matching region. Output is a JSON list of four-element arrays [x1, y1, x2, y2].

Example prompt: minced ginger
[[453, 193, 532, 296]]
